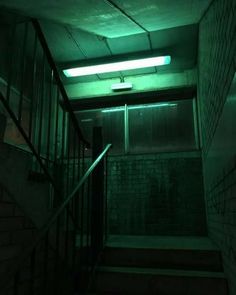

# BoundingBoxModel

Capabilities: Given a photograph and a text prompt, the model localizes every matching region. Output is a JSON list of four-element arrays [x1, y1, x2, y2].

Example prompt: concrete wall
[[66, 69, 196, 100], [0, 142, 52, 227], [198, 0, 236, 293], [0, 183, 37, 281], [107, 151, 206, 236]]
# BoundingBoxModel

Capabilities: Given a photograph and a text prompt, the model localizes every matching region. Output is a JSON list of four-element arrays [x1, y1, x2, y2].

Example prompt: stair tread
[[97, 266, 226, 278], [106, 235, 218, 251]]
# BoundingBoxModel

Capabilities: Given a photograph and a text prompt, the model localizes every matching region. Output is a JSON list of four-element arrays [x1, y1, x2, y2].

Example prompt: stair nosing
[[97, 266, 226, 279]]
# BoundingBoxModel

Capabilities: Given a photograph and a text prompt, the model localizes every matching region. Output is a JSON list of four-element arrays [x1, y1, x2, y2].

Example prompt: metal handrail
[[1, 143, 112, 291]]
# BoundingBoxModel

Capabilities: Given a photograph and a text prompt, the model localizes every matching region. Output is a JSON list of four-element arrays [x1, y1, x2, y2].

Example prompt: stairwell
[[89, 235, 228, 295]]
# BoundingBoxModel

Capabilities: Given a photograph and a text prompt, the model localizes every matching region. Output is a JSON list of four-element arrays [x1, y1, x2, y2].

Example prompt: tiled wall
[[107, 151, 206, 236], [198, 0, 236, 293]]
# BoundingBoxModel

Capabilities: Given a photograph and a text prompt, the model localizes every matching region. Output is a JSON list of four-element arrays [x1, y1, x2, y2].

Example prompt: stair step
[[97, 266, 226, 278], [95, 266, 228, 295], [101, 246, 223, 271], [106, 235, 218, 250], [101, 236, 223, 272]]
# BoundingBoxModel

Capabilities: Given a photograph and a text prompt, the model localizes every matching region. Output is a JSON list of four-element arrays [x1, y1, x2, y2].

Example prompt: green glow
[[63, 56, 171, 77], [102, 103, 176, 113]]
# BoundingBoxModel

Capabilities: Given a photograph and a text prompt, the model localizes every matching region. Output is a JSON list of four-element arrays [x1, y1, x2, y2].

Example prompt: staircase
[[0, 10, 112, 294], [90, 235, 228, 295]]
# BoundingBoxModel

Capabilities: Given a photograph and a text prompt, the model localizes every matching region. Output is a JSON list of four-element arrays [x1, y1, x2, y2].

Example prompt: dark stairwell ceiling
[[0, 0, 212, 104]]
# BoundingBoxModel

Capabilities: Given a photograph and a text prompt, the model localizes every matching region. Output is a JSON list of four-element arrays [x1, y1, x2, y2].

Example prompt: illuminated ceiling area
[[0, 0, 211, 105]]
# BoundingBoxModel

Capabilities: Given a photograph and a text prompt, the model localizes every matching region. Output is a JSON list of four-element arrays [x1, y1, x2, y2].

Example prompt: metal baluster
[[18, 22, 28, 123], [66, 119, 71, 196], [61, 109, 66, 167], [37, 54, 46, 158], [105, 154, 108, 240], [54, 216, 60, 293], [75, 139, 81, 242], [29, 248, 36, 294], [28, 31, 38, 141], [72, 127, 76, 187], [72, 211, 77, 272], [77, 139, 81, 181], [87, 175, 91, 268], [55, 216, 60, 262], [46, 70, 53, 168], [54, 88, 60, 163], [71, 127, 76, 218], [65, 206, 69, 260], [6, 21, 16, 104], [59, 109, 66, 203], [80, 143, 85, 251], [43, 232, 49, 291]]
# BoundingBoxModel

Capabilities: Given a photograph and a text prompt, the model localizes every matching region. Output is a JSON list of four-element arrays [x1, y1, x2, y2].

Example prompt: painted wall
[[198, 0, 236, 293], [107, 151, 206, 236]]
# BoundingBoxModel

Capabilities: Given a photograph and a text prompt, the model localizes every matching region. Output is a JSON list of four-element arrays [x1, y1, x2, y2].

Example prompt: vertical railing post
[[91, 126, 104, 264], [104, 153, 109, 241], [29, 31, 38, 141], [43, 231, 49, 291], [37, 54, 46, 159], [18, 22, 28, 123], [6, 21, 16, 104]]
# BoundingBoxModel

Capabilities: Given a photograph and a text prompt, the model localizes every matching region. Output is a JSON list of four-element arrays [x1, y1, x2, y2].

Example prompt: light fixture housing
[[111, 82, 133, 91], [63, 55, 171, 78]]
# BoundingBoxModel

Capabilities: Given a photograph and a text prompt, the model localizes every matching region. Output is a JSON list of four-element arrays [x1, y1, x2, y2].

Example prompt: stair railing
[[1, 143, 112, 295], [0, 14, 89, 206]]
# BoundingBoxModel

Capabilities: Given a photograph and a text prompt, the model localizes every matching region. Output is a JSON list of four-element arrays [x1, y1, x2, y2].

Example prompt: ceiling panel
[[0, 0, 210, 37], [112, 0, 211, 32], [40, 22, 86, 62], [150, 24, 198, 49], [0, 0, 143, 37], [67, 27, 112, 59], [108, 33, 150, 55]]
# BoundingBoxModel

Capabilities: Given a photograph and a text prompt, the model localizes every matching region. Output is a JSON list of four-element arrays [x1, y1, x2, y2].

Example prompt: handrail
[[1, 143, 112, 291], [32, 19, 90, 148]]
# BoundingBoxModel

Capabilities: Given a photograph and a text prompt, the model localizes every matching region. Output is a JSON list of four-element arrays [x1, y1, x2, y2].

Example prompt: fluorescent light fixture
[[111, 82, 133, 91], [102, 103, 176, 113], [63, 55, 171, 77]]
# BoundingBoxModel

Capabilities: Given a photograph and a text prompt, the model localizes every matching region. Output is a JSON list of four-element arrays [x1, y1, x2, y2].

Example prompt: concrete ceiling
[[42, 22, 198, 84], [0, 0, 211, 38]]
